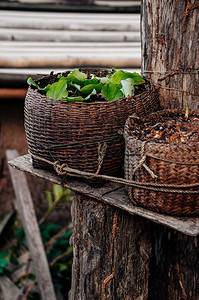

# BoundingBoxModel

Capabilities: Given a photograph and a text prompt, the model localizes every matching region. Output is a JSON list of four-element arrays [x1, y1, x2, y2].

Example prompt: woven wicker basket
[[25, 69, 160, 176], [124, 109, 199, 216]]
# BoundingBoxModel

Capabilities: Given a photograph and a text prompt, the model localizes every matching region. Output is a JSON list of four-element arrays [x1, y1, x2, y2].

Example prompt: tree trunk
[[141, 0, 199, 109], [69, 193, 152, 300], [141, 2, 199, 299], [70, 194, 199, 299], [148, 223, 199, 300]]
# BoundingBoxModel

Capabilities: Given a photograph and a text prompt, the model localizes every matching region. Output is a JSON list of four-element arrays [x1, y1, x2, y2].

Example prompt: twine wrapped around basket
[[25, 68, 160, 176], [124, 109, 199, 216]]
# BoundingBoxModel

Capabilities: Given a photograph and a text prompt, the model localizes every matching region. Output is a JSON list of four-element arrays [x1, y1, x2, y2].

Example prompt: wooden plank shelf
[[8, 154, 199, 237]]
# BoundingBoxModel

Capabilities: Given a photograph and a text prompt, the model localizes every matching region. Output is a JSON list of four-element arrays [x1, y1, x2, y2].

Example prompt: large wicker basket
[[124, 109, 199, 216], [25, 69, 160, 176]]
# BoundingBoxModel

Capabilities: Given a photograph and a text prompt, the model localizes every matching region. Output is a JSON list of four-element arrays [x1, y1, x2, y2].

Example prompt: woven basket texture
[[124, 109, 199, 216], [25, 69, 160, 176]]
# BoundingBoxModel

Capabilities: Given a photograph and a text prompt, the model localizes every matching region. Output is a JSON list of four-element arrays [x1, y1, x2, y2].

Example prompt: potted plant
[[25, 68, 160, 176]]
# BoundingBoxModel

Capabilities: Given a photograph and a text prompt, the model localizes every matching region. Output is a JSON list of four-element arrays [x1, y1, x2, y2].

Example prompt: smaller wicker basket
[[124, 109, 199, 216]]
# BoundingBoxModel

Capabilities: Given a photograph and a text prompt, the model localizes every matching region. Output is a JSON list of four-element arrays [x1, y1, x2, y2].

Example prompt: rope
[[42, 135, 122, 151], [142, 70, 199, 96], [125, 152, 199, 166], [147, 154, 199, 166], [131, 141, 158, 179], [143, 70, 199, 74], [29, 151, 199, 194], [152, 83, 199, 97], [96, 142, 107, 175]]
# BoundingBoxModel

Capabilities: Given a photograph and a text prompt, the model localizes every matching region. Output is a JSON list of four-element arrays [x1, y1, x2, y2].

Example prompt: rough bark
[[141, 3, 199, 298], [148, 223, 199, 300], [141, 0, 199, 109], [70, 193, 152, 300]]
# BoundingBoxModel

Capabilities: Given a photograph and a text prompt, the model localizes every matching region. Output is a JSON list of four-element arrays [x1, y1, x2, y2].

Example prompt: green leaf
[[0, 251, 10, 268], [0, 258, 7, 269], [185, 105, 189, 120], [15, 227, 25, 240], [57, 74, 64, 79], [120, 78, 134, 97], [101, 82, 124, 101], [67, 69, 87, 81], [46, 77, 68, 100], [27, 77, 38, 87], [27, 77, 50, 92], [72, 84, 81, 91], [53, 184, 64, 201], [85, 89, 97, 100], [62, 189, 72, 196], [125, 72, 145, 85], [94, 76, 111, 84], [64, 96, 85, 103], [81, 84, 102, 95], [83, 78, 99, 86], [111, 70, 145, 86], [45, 190, 53, 207], [64, 196, 73, 202], [111, 70, 128, 84]]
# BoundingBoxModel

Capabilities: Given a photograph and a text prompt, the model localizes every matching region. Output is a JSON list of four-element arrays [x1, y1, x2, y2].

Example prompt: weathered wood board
[[0, 11, 140, 31], [8, 154, 199, 237], [0, 276, 22, 300], [6, 150, 56, 300]]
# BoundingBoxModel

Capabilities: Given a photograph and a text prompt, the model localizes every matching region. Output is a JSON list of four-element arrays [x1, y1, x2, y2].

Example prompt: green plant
[[27, 69, 145, 102], [0, 219, 73, 299], [0, 184, 73, 299], [39, 184, 73, 225]]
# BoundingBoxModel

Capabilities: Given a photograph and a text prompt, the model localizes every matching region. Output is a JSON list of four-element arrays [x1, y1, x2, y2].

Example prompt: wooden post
[[69, 194, 152, 300], [141, 1, 199, 298], [141, 0, 199, 109], [148, 223, 199, 299], [70, 195, 199, 299]]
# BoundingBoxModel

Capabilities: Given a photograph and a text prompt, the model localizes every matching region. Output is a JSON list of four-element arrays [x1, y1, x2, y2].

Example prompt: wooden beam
[[0, 11, 139, 20], [6, 150, 56, 300], [0, 12, 140, 31], [0, 56, 141, 69], [0, 41, 141, 48], [8, 154, 199, 237], [0, 88, 27, 99], [0, 276, 22, 300], [0, 28, 140, 42]]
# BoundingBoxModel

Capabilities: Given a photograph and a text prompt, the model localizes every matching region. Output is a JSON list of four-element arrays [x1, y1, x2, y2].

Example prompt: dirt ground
[[0, 98, 71, 226]]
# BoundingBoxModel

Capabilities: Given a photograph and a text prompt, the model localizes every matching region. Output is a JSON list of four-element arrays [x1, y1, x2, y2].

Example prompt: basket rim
[[27, 80, 153, 106], [125, 108, 199, 149]]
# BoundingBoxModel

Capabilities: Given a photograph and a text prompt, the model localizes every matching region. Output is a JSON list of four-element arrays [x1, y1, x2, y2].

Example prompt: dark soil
[[128, 110, 199, 146], [31, 68, 147, 103]]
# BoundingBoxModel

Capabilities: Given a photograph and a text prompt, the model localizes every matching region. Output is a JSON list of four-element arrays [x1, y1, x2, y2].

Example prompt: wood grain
[[70, 194, 151, 299], [141, 0, 199, 109], [6, 150, 56, 300]]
